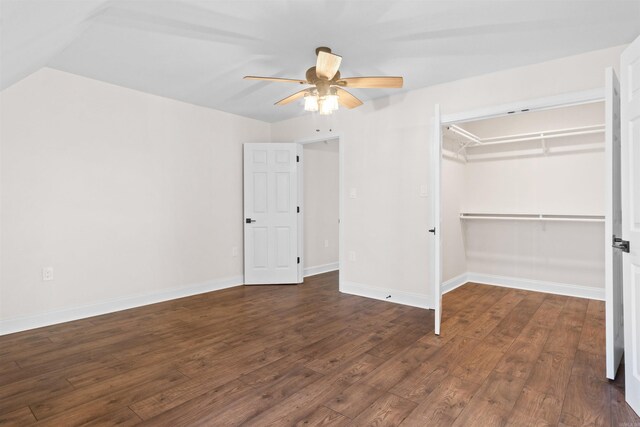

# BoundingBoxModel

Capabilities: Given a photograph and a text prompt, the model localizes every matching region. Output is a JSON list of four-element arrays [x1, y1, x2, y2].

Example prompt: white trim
[[295, 134, 341, 146], [297, 143, 304, 283], [432, 104, 442, 334], [304, 262, 339, 277], [0, 276, 243, 336], [442, 271, 605, 300], [441, 273, 469, 294], [466, 272, 605, 301], [340, 280, 431, 309], [440, 88, 605, 125]]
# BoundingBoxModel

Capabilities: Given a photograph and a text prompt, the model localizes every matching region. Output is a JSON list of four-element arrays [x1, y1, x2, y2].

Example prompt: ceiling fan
[[244, 47, 403, 115]]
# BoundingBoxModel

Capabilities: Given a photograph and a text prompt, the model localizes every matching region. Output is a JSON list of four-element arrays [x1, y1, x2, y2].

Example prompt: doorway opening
[[300, 138, 340, 279]]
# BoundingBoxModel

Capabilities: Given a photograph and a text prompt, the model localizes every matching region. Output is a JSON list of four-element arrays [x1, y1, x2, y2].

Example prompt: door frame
[[432, 87, 607, 335], [294, 133, 344, 286]]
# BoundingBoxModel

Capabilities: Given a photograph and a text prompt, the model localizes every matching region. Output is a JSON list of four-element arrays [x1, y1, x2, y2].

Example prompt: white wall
[[271, 45, 625, 307], [464, 220, 605, 288], [462, 150, 605, 289], [464, 151, 605, 215], [303, 140, 339, 273], [0, 68, 270, 331]]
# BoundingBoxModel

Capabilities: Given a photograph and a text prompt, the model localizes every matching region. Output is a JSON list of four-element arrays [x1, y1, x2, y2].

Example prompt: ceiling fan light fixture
[[245, 47, 400, 114], [304, 91, 319, 112], [325, 88, 339, 111], [318, 88, 339, 115], [319, 96, 337, 115], [318, 99, 331, 115]]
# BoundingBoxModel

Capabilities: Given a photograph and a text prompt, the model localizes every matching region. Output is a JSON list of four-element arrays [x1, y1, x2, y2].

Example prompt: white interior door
[[243, 143, 300, 285], [605, 67, 625, 380], [621, 34, 640, 416], [432, 104, 443, 335]]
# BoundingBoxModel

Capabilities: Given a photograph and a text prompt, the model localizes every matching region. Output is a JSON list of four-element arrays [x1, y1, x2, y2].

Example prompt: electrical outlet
[[349, 188, 357, 199], [348, 251, 356, 262], [42, 267, 54, 281], [419, 185, 428, 197], [324, 239, 329, 248], [231, 246, 239, 257]]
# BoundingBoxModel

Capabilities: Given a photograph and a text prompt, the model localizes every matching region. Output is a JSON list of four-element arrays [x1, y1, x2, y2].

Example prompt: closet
[[441, 101, 606, 297]]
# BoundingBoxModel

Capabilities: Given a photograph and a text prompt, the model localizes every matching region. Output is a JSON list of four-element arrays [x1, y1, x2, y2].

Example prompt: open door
[[621, 34, 640, 416], [605, 67, 624, 380], [243, 143, 301, 285], [431, 105, 443, 335]]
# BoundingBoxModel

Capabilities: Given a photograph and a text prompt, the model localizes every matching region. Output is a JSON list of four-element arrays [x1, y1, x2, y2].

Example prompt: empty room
[[2, 1, 640, 425]]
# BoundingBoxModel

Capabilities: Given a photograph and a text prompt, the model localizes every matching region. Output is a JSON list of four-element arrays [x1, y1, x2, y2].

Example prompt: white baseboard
[[441, 273, 469, 294], [340, 280, 431, 309], [304, 262, 339, 277], [466, 272, 605, 301], [0, 276, 244, 336]]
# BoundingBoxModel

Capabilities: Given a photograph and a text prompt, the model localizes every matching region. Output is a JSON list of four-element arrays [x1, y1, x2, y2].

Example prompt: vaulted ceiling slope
[[1, 0, 639, 122]]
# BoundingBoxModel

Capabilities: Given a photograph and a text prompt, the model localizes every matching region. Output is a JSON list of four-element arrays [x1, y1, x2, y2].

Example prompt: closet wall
[[442, 102, 606, 293]]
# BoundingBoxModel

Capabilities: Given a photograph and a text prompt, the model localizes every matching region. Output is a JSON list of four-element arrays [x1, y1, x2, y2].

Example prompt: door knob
[[246, 218, 256, 224]]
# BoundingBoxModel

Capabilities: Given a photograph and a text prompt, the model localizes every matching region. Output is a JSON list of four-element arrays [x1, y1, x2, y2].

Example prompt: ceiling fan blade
[[244, 76, 307, 84], [336, 88, 363, 109], [275, 89, 308, 106], [337, 77, 403, 88], [316, 51, 342, 80]]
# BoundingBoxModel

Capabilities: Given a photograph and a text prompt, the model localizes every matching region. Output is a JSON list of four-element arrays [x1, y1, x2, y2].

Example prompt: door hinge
[[612, 235, 630, 253], [296, 155, 299, 162], [297, 257, 300, 264], [297, 206, 300, 213]]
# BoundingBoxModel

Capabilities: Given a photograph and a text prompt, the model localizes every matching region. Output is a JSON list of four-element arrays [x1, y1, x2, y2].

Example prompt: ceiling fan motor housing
[[315, 46, 332, 56]]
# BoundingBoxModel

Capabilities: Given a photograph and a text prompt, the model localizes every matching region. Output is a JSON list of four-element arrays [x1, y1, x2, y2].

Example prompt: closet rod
[[464, 142, 603, 161], [448, 125, 481, 143], [478, 128, 604, 146], [480, 124, 604, 142]]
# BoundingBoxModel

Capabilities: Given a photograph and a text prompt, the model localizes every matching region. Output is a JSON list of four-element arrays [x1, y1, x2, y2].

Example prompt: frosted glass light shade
[[324, 94, 339, 112], [304, 94, 318, 112]]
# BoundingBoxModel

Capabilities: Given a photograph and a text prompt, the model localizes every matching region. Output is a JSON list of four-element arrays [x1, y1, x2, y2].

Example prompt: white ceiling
[[2, 0, 639, 122]]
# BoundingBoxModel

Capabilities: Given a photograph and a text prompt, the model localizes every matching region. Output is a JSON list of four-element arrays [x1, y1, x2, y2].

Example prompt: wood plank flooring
[[0, 271, 639, 426]]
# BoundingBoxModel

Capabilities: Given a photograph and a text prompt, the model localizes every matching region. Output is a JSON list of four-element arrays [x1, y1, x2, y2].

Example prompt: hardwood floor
[[0, 271, 638, 426]]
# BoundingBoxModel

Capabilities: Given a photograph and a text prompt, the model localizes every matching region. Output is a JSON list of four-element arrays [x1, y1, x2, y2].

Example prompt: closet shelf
[[448, 124, 604, 147], [444, 123, 605, 162], [459, 213, 605, 222]]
